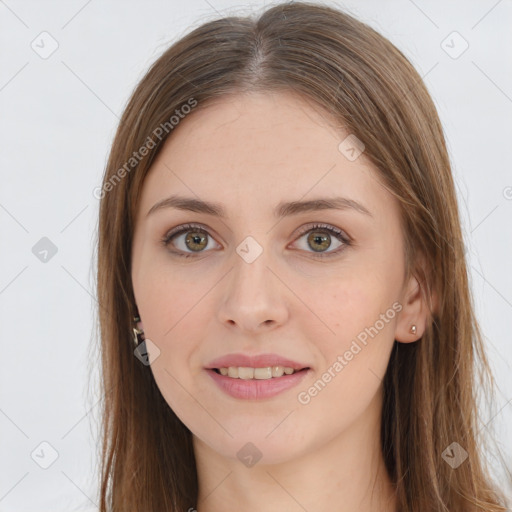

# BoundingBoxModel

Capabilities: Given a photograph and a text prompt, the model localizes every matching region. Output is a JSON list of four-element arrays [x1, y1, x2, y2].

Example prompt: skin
[[131, 91, 431, 512]]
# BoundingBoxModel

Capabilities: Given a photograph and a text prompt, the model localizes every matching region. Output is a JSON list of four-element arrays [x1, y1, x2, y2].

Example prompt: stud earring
[[410, 324, 417, 335], [133, 315, 145, 347]]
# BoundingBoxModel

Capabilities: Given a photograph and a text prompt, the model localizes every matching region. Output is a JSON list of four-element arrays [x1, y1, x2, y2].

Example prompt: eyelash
[[160, 222, 352, 260]]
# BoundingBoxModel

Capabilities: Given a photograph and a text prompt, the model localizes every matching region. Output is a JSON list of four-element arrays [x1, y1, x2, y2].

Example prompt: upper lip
[[206, 353, 310, 370]]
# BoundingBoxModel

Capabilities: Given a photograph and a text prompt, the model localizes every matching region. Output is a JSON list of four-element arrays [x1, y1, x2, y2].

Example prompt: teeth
[[272, 366, 284, 377], [254, 367, 272, 379], [238, 367, 254, 379], [217, 366, 299, 379]]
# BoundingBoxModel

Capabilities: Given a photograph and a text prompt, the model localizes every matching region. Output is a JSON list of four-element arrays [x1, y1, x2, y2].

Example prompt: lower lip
[[205, 368, 311, 400]]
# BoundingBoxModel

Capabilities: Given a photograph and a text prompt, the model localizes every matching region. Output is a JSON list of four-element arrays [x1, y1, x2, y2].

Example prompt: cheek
[[294, 282, 396, 430], [134, 257, 205, 338], [133, 264, 203, 392], [313, 276, 397, 374], [315, 274, 387, 332], [139, 283, 204, 422]]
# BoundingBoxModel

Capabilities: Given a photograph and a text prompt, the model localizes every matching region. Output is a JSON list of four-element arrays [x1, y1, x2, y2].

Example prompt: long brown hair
[[93, 2, 510, 510]]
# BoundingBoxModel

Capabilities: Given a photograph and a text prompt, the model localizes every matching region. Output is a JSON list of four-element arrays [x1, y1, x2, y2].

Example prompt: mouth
[[204, 353, 311, 399], [211, 366, 310, 380], [206, 366, 312, 400]]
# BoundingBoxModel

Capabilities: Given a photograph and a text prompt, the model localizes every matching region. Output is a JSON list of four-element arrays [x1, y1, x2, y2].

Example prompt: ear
[[134, 309, 144, 331], [395, 254, 437, 343]]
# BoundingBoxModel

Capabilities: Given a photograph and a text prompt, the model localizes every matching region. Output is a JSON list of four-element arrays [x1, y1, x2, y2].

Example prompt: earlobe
[[394, 274, 427, 343], [133, 314, 145, 347]]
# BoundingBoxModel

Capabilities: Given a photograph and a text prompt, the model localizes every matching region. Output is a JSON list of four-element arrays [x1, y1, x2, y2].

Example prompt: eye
[[161, 222, 352, 259], [161, 223, 220, 258], [291, 223, 351, 259]]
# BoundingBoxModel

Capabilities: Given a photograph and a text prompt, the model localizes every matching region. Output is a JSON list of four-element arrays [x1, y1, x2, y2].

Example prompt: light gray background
[[1, 0, 511, 510]]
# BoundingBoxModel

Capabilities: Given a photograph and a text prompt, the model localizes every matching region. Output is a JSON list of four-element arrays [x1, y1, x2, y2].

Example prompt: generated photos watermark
[[93, 97, 198, 199], [297, 301, 403, 405]]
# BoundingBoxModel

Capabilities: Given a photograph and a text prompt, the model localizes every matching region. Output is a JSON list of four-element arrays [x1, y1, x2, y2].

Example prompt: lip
[[206, 367, 311, 400], [205, 352, 310, 371]]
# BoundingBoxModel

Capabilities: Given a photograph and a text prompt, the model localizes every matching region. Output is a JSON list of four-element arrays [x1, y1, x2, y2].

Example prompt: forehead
[[137, 91, 396, 222]]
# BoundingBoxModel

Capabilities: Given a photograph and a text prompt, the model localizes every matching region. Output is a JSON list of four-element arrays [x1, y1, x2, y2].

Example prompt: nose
[[217, 248, 289, 333]]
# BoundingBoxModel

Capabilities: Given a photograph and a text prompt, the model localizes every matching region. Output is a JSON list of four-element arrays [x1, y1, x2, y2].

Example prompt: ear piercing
[[410, 324, 417, 335], [133, 315, 145, 347]]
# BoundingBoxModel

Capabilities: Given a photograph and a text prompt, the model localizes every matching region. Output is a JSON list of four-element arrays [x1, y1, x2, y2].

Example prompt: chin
[[195, 426, 306, 467]]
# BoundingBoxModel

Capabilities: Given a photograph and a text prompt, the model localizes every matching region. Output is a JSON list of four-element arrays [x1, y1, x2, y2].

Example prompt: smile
[[206, 367, 310, 400]]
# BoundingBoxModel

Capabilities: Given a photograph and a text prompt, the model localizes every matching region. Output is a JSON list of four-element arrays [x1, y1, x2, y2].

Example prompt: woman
[[94, 2, 510, 510]]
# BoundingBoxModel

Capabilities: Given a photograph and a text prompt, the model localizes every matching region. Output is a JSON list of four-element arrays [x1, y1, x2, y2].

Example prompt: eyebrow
[[146, 194, 373, 219]]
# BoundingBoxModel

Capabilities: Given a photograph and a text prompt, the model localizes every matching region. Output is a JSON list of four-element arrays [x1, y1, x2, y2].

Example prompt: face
[[131, 91, 413, 466]]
